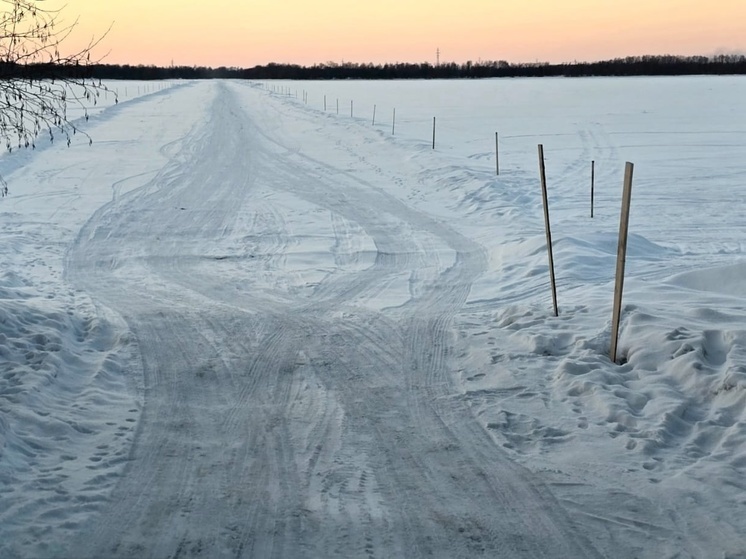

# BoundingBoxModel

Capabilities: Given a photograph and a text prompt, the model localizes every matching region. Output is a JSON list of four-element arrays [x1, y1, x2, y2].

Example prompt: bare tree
[[0, 0, 113, 195]]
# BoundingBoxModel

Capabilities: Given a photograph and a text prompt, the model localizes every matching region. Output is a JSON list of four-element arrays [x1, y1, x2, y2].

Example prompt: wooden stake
[[591, 160, 595, 218], [351, 100, 354, 118], [610, 162, 634, 363], [372, 104, 376, 126], [432, 117, 436, 149], [337, 99, 339, 115], [392, 108, 396, 135], [495, 132, 500, 176], [538, 144, 559, 317], [324, 95, 327, 111]]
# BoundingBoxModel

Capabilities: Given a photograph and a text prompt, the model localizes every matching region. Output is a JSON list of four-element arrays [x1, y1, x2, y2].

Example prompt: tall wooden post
[[538, 144, 559, 317], [336, 99, 339, 114], [351, 100, 354, 118], [591, 160, 595, 218], [432, 117, 436, 149], [610, 162, 634, 363], [392, 108, 396, 135], [495, 132, 500, 176], [372, 104, 376, 126], [324, 95, 327, 111]]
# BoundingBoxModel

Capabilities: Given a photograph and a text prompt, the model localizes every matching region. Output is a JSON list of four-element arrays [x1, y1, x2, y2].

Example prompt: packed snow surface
[[1, 76, 745, 558]]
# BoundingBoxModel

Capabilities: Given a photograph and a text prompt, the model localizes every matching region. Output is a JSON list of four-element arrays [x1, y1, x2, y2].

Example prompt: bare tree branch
[[0, 0, 114, 195]]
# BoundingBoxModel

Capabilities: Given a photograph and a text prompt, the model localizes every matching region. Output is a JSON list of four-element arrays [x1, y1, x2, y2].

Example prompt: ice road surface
[[1, 76, 745, 558]]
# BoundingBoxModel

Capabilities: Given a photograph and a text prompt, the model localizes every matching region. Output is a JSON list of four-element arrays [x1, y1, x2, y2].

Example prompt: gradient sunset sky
[[64, 0, 745, 67]]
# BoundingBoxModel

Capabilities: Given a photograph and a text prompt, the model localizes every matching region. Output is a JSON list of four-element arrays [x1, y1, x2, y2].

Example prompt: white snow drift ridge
[[0, 282, 140, 557]]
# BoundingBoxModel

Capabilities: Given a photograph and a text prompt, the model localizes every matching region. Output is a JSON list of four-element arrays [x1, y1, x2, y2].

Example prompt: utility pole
[[436, 47, 440, 67]]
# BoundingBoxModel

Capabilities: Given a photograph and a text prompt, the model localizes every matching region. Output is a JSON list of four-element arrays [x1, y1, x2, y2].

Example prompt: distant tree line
[[2, 54, 745, 81]]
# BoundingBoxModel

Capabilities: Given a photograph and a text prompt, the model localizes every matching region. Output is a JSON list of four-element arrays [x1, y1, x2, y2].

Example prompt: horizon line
[[94, 52, 746, 71]]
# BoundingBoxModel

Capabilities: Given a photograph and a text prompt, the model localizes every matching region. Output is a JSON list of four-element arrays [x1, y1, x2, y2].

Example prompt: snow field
[[0, 76, 744, 557]]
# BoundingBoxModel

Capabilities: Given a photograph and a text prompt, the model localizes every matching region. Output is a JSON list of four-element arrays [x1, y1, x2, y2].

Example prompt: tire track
[[231, 81, 601, 558], [63, 80, 601, 558], [65, 83, 310, 558]]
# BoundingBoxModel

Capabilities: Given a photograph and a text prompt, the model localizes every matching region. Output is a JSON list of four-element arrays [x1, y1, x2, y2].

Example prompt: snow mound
[[667, 260, 746, 298], [0, 289, 141, 558]]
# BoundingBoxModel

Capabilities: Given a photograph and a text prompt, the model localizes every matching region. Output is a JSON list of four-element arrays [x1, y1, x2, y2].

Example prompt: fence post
[[610, 162, 634, 363], [372, 104, 376, 126], [495, 132, 500, 175], [324, 95, 327, 111], [392, 108, 396, 135], [538, 144, 559, 317], [591, 160, 595, 218], [351, 100, 354, 118], [432, 117, 436, 149]]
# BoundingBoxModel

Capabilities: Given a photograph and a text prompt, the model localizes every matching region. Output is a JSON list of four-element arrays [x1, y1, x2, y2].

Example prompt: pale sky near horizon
[[59, 0, 745, 67]]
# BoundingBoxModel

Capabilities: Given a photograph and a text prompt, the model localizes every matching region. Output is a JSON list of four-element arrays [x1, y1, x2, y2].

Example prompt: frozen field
[[1, 76, 745, 558]]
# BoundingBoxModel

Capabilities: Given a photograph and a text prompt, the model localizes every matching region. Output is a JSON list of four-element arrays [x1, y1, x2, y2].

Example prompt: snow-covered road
[[64, 82, 597, 557]]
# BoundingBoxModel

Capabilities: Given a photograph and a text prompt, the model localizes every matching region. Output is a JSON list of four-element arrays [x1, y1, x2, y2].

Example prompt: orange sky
[[59, 0, 745, 67]]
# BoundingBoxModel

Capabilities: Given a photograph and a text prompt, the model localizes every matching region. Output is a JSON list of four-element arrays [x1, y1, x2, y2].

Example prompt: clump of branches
[[0, 0, 114, 195]]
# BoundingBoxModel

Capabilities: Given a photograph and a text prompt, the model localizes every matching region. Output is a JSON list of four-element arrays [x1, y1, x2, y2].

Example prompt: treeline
[[2, 54, 746, 81], [238, 54, 746, 79]]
